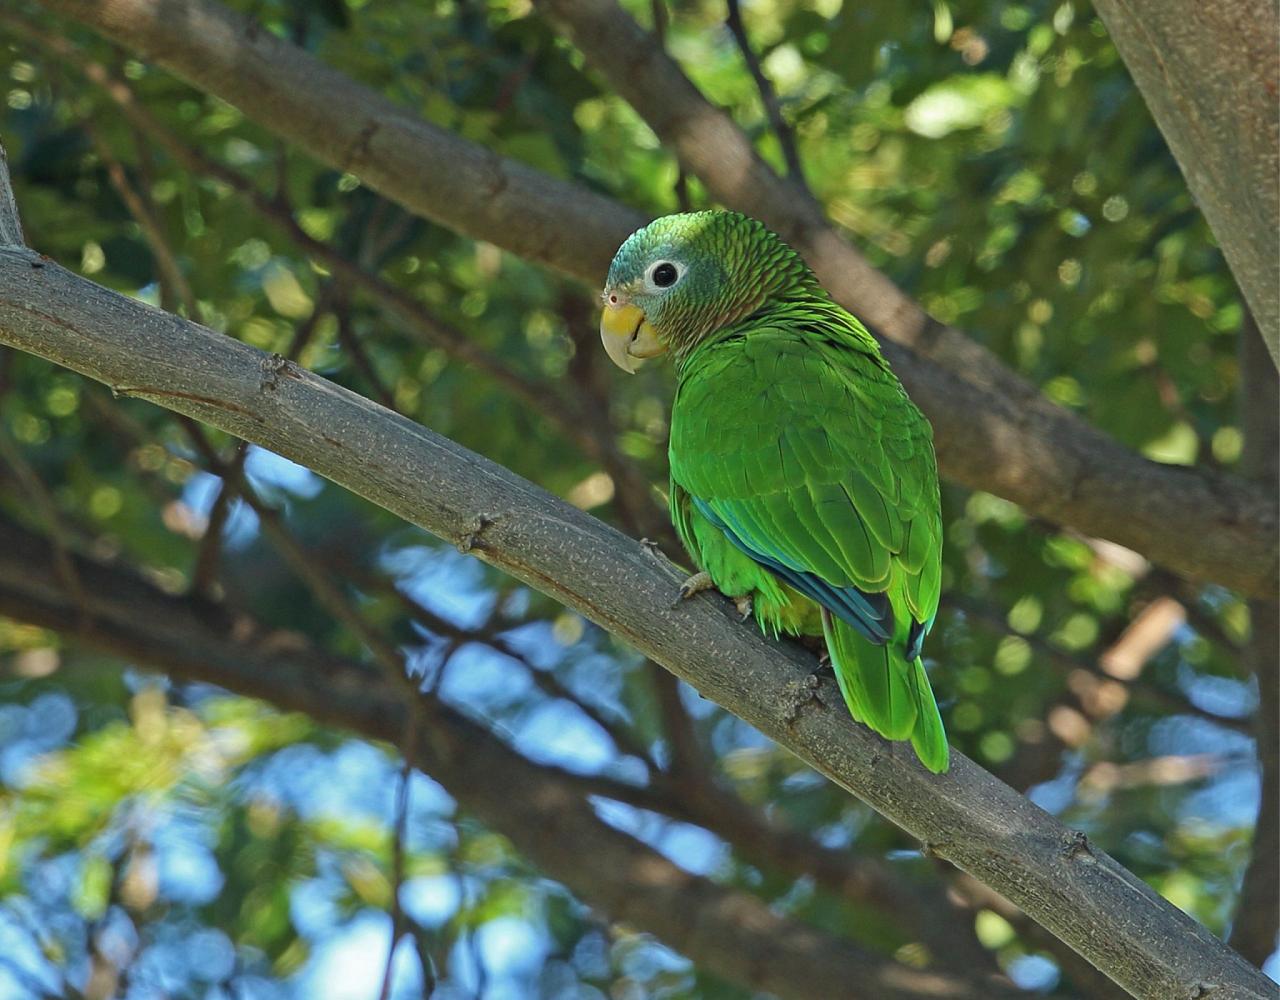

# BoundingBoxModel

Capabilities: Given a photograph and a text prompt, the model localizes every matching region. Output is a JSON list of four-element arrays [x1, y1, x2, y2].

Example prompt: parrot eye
[[646, 260, 683, 290]]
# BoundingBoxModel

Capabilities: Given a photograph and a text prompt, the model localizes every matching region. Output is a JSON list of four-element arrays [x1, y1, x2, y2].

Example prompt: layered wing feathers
[[670, 324, 941, 649]]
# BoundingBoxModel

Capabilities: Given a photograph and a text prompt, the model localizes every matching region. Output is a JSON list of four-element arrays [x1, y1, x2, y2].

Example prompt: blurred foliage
[[0, 0, 1266, 996]]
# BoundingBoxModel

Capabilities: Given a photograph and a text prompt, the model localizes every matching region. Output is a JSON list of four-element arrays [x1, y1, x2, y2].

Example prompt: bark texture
[[1229, 316, 1280, 966]]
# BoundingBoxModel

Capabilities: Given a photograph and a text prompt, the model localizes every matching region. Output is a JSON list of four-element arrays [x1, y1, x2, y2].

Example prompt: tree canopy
[[0, 0, 1275, 998]]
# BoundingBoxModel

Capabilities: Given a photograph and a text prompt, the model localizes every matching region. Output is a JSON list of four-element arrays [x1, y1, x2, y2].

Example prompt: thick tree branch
[[1229, 315, 1280, 965], [0, 517, 1018, 1000], [0, 178, 1270, 999], [0, 13, 590, 440], [32, 0, 1278, 597], [1091, 0, 1279, 365]]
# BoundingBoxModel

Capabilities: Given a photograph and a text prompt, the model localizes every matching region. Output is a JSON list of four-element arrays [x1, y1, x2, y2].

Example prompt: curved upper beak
[[600, 301, 667, 374]]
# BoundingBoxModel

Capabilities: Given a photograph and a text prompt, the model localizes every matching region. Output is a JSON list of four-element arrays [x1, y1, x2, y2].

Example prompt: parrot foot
[[639, 537, 665, 560], [674, 571, 715, 607], [781, 671, 824, 725], [733, 594, 754, 622], [641, 538, 684, 575]]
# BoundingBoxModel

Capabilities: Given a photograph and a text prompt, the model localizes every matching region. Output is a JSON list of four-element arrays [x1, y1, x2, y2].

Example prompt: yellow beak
[[600, 301, 666, 374]]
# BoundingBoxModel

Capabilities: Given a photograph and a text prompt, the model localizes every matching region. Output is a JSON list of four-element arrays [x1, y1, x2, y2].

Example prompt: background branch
[[723, 0, 807, 189]]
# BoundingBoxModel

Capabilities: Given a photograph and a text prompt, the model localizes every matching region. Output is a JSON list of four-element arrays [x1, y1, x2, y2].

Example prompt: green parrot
[[599, 210, 949, 772]]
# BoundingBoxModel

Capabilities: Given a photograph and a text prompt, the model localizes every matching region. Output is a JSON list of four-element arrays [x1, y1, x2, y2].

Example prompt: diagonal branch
[[723, 0, 807, 188], [0, 165, 1271, 999], [30, 0, 1278, 597], [0, 516, 1020, 1000], [0, 13, 591, 446]]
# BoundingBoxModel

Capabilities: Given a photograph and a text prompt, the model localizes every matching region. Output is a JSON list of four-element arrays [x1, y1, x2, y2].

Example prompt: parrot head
[[599, 211, 813, 372]]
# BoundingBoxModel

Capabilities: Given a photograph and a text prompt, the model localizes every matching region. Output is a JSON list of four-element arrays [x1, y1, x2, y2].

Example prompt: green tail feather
[[908, 656, 949, 773], [822, 610, 950, 772]]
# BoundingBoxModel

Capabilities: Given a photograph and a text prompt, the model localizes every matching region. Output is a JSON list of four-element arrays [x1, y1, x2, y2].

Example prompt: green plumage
[[604, 212, 948, 772]]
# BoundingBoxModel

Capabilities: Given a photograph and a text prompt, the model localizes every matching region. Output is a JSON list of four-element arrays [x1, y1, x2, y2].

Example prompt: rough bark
[[1091, 0, 1280, 366], [1229, 315, 1280, 966], [0, 518, 1018, 1000], [31, 0, 1279, 598], [0, 208, 1271, 1000]]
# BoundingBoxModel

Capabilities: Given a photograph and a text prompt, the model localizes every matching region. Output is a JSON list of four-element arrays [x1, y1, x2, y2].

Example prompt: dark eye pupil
[[653, 263, 678, 287]]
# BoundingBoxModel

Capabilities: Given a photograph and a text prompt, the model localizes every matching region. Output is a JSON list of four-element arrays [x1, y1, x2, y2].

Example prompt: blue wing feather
[[693, 497, 894, 646]]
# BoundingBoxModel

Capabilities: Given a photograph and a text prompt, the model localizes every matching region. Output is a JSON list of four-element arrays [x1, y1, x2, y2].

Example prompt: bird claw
[[734, 595, 753, 622], [674, 571, 715, 608], [639, 537, 665, 560]]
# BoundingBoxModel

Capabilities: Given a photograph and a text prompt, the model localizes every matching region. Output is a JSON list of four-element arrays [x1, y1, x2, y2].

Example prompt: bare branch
[[2, 14, 593, 446], [379, 705, 418, 1000], [0, 425, 89, 624], [946, 594, 1252, 735], [74, 293, 988, 975], [723, 0, 806, 187], [27, 0, 1278, 597], [89, 125, 196, 316], [0, 173, 1270, 998], [322, 549, 992, 970], [648, 0, 692, 212]]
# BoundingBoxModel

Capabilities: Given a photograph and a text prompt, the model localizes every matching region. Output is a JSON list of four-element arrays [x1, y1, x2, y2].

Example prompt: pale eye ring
[[645, 260, 684, 291]]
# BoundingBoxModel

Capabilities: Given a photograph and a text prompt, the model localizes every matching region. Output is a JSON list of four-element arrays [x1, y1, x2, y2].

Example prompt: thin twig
[[10, 16, 593, 450], [379, 699, 421, 1000], [650, 0, 692, 211], [332, 291, 398, 410], [0, 425, 89, 626], [188, 291, 333, 597], [190, 440, 250, 597], [88, 125, 197, 315], [723, 0, 807, 190], [944, 594, 1252, 733], [331, 554, 666, 774]]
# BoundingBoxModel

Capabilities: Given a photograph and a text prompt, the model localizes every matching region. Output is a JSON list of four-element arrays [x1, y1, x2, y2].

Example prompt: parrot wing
[[669, 321, 942, 653]]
